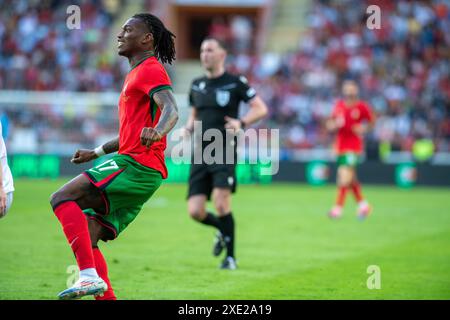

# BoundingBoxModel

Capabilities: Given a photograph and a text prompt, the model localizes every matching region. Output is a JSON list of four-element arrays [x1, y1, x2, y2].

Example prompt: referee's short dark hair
[[202, 37, 228, 52]]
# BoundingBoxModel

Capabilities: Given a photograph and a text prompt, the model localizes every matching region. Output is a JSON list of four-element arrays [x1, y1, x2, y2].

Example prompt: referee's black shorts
[[187, 163, 237, 200]]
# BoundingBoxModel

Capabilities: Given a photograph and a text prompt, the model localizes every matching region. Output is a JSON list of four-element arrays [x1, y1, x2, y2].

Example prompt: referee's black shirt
[[189, 72, 256, 134]]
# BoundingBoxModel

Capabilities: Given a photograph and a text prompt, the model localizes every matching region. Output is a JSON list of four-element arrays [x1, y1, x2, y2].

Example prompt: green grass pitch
[[0, 179, 449, 299]]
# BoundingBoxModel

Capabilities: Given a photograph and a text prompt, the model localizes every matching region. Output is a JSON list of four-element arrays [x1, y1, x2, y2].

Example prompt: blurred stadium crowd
[[0, 0, 126, 91], [226, 0, 450, 155], [0, 0, 449, 157], [0, 0, 125, 153]]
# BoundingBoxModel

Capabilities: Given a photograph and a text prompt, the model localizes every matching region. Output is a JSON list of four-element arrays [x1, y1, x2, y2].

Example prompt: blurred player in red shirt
[[326, 80, 375, 219]]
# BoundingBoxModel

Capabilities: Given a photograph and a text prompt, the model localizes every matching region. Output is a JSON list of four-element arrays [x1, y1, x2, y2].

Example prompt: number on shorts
[[96, 160, 119, 172]]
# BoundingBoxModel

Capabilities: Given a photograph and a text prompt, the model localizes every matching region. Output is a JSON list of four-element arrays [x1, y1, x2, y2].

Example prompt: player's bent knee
[[187, 196, 207, 221], [50, 190, 72, 210], [213, 199, 230, 216], [338, 178, 351, 188], [337, 168, 353, 187], [188, 209, 205, 221], [49, 191, 60, 207], [213, 195, 231, 215], [215, 205, 229, 216], [337, 177, 351, 187], [49, 191, 62, 207]]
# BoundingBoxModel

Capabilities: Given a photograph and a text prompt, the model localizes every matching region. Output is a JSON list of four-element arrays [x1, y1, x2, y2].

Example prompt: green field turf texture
[[0, 179, 449, 300]]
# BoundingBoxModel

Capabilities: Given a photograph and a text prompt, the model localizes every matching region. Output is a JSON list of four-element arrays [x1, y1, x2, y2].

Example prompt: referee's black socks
[[219, 213, 235, 258], [201, 212, 223, 232]]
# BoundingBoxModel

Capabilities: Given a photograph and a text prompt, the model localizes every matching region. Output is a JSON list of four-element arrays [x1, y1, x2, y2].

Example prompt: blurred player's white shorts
[[0, 192, 13, 218]]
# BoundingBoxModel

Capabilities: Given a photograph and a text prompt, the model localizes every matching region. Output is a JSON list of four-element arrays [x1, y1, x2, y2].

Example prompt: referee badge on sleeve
[[216, 90, 230, 107]]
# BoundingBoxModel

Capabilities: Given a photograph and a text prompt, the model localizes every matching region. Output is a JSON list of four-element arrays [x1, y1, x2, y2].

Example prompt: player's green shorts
[[337, 153, 360, 167], [82, 154, 162, 241]]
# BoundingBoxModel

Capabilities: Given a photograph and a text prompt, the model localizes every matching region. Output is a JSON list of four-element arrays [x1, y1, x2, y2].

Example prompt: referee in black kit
[[183, 37, 268, 269]]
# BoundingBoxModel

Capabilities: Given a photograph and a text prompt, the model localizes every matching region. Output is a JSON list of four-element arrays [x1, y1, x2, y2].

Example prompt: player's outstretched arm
[[71, 136, 119, 164], [141, 89, 179, 148]]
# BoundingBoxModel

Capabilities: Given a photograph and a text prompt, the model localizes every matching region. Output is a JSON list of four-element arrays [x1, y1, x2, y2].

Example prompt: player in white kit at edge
[[0, 121, 14, 218]]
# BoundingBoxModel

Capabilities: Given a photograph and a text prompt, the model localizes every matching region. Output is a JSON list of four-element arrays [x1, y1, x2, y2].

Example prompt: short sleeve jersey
[[189, 72, 256, 134], [118, 55, 172, 178], [331, 99, 374, 154]]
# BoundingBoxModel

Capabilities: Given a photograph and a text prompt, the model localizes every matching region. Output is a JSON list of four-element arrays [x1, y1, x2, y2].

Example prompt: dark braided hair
[[132, 13, 176, 64]]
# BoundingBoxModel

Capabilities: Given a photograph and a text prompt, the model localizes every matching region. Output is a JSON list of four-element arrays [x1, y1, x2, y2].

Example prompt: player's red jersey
[[331, 99, 374, 155], [118, 55, 172, 178]]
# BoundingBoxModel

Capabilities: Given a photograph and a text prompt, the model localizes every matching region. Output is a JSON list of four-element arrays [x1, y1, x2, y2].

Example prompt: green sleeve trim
[[149, 85, 172, 122], [149, 100, 157, 124], [149, 85, 172, 99]]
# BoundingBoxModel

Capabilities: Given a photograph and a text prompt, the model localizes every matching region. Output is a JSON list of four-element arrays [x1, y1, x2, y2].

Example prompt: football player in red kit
[[326, 80, 375, 219]]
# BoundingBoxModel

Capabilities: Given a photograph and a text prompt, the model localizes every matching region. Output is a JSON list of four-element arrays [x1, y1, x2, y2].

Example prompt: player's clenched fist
[[71, 149, 97, 164], [140, 127, 162, 148]]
